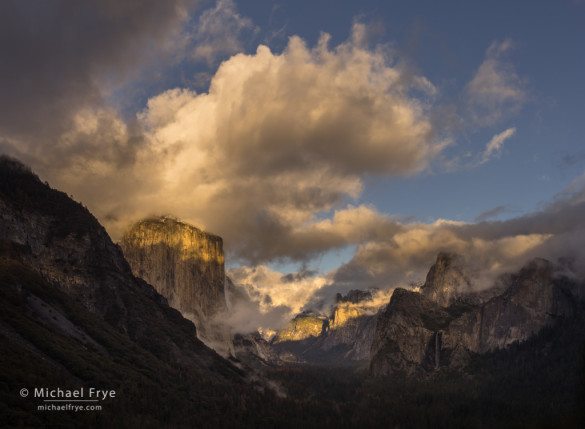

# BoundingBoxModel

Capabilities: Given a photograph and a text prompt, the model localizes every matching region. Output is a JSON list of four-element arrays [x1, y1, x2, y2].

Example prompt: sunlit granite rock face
[[329, 302, 362, 330], [120, 217, 230, 351], [319, 293, 379, 361], [273, 313, 328, 344], [272, 291, 380, 363], [370, 255, 584, 377]]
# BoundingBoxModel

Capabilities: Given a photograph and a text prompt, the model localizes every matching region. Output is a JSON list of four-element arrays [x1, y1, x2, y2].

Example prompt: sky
[[2, 0, 585, 329]]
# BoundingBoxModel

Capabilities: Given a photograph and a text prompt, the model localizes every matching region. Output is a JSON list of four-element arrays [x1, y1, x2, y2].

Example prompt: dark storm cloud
[[280, 268, 318, 283], [0, 0, 197, 140]]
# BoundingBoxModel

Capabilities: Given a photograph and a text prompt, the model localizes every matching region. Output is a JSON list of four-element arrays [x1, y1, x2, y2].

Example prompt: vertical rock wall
[[120, 217, 229, 348]]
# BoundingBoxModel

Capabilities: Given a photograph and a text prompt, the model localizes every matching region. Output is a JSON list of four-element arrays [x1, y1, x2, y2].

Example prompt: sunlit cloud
[[332, 182, 585, 291], [19, 22, 444, 267], [226, 265, 331, 332]]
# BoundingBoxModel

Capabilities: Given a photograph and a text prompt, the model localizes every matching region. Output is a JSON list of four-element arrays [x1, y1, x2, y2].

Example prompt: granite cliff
[[120, 217, 231, 353], [370, 253, 585, 376], [272, 290, 381, 364], [273, 312, 329, 344]]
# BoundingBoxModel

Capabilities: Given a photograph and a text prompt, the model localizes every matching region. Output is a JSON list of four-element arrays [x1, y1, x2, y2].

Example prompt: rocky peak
[[335, 289, 373, 304], [420, 252, 474, 306]]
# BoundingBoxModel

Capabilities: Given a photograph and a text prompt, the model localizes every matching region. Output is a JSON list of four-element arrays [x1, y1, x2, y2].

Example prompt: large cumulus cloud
[[27, 23, 444, 265]]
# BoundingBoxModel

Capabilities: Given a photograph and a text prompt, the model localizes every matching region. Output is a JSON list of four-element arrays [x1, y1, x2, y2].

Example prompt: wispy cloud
[[466, 39, 526, 125], [474, 205, 508, 222], [190, 0, 259, 65], [480, 127, 516, 164]]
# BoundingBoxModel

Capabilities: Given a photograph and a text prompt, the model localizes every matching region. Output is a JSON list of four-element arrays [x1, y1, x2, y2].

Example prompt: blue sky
[[2, 0, 585, 317]]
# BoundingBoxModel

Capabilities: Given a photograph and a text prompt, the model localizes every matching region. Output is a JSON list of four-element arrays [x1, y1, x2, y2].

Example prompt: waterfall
[[435, 331, 441, 369]]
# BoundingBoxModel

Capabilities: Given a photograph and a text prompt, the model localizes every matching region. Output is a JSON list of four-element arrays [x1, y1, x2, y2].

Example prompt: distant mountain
[[272, 290, 381, 364], [370, 252, 585, 376]]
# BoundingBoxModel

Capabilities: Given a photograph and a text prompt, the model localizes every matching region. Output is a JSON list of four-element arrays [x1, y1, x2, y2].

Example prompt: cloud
[[438, 126, 516, 172], [466, 39, 526, 125], [131, 24, 442, 261], [190, 0, 259, 65], [226, 265, 331, 332], [11, 23, 443, 266], [222, 292, 291, 336], [281, 268, 317, 283], [474, 205, 508, 222], [331, 181, 585, 292], [480, 127, 516, 164], [0, 0, 197, 142], [224, 266, 397, 333]]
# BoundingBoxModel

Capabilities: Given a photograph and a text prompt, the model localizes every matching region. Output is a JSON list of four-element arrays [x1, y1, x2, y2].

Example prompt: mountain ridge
[[370, 252, 585, 376]]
